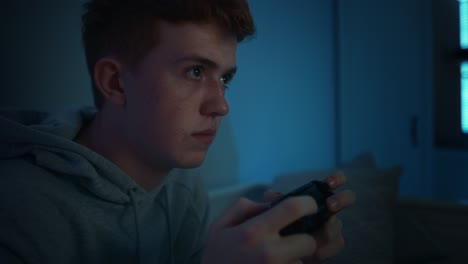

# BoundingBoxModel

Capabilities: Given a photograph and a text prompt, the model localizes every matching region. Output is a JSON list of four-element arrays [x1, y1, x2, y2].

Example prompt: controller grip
[[269, 181, 334, 236]]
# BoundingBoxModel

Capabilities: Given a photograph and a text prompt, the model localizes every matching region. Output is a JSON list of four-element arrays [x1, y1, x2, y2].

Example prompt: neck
[[74, 110, 169, 191]]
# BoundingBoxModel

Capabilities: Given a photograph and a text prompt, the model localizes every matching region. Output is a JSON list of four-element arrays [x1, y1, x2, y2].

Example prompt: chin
[[176, 152, 207, 168]]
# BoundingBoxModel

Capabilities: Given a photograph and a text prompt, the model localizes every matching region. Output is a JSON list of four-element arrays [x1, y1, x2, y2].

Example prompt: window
[[460, 0, 468, 133], [433, 0, 468, 148], [462, 63, 468, 133]]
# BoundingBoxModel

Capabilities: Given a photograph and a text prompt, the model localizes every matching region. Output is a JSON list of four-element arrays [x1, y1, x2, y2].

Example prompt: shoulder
[[0, 158, 54, 199], [0, 157, 76, 221], [0, 158, 77, 262], [0, 157, 77, 201]]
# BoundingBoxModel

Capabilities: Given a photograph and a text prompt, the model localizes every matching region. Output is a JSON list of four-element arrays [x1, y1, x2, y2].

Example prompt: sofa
[[207, 154, 468, 264]]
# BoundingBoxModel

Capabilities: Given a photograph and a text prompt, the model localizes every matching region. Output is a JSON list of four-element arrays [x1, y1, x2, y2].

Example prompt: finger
[[314, 235, 345, 261], [315, 216, 343, 244], [324, 171, 346, 190], [246, 196, 318, 233], [309, 216, 345, 262], [211, 198, 267, 232], [326, 190, 356, 213], [263, 190, 283, 203], [314, 235, 345, 262], [275, 234, 317, 263], [302, 232, 344, 264]]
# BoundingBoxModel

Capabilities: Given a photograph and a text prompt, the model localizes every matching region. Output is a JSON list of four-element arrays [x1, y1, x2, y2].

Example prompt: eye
[[188, 66, 203, 80], [220, 73, 234, 86]]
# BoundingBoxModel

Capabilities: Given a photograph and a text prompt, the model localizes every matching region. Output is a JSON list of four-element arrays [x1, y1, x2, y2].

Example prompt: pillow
[[330, 167, 401, 264], [340, 152, 377, 169], [271, 167, 402, 264]]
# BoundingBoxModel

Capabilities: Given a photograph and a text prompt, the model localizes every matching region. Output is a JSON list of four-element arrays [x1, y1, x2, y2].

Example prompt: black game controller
[[267, 180, 334, 236]]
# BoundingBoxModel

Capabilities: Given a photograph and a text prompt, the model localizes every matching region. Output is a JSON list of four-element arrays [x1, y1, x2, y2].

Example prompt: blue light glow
[[460, 0, 468, 48], [460, 0, 468, 133], [463, 63, 468, 133]]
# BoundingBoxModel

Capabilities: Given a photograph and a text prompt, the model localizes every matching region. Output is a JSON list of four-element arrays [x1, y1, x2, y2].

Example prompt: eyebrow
[[176, 55, 237, 75]]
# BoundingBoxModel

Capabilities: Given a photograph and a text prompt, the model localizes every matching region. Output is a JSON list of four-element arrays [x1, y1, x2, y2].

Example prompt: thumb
[[210, 198, 267, 232]]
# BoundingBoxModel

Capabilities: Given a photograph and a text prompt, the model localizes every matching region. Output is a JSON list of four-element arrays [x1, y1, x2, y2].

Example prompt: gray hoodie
[[0, 107, 209, 264]]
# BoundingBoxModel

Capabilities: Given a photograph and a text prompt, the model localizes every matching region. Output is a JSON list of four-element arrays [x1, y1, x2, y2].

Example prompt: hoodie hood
[[0, 107, 153, 204]]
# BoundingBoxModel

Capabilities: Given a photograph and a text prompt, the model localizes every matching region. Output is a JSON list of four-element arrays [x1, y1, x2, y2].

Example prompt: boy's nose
[[200, 81, 229, 117]]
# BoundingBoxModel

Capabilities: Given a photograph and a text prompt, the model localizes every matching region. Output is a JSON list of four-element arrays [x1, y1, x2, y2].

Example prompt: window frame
[[433, 0, 468, 148]]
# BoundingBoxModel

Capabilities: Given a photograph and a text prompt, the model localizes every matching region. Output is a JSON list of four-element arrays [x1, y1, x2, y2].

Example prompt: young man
[[0, 0, 355, 263]]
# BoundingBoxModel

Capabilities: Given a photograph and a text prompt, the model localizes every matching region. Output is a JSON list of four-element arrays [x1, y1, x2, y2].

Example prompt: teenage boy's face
[[120, 21, 237, 170]]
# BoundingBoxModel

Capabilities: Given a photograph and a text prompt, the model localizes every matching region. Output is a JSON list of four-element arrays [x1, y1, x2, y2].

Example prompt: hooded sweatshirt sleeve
[[0, 159, 81, 264]]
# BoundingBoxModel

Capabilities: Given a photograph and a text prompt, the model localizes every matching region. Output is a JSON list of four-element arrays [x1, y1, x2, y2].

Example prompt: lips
[[191, 129, 216, 145]]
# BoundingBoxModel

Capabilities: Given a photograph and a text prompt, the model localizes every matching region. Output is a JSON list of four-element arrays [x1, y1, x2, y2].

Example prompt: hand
[[263, 171, 356, 264], [202, 195, 319, 264]]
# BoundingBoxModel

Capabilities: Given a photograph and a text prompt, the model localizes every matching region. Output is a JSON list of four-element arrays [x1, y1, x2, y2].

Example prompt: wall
[[338, 0, 434, 198], [201, 0, 337, 187], [338, 0, 468, 201], [0, 1, 92, 112]]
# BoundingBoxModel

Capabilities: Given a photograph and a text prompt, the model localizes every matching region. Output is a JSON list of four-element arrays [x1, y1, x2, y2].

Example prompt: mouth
[[191, 128, 216, 145]]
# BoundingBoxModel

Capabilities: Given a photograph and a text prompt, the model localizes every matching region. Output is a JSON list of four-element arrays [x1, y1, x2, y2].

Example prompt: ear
[[93, 58, 126, 106]]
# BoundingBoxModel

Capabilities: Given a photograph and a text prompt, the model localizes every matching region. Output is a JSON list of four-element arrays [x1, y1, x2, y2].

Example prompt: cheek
[[139, 100, 190, 145], [126, 75, 201, 142], [123, 86, 166, 145]]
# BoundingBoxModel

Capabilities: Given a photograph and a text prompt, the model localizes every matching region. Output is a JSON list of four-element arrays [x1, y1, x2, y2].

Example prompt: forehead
[[149, 20, 238, 67]]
